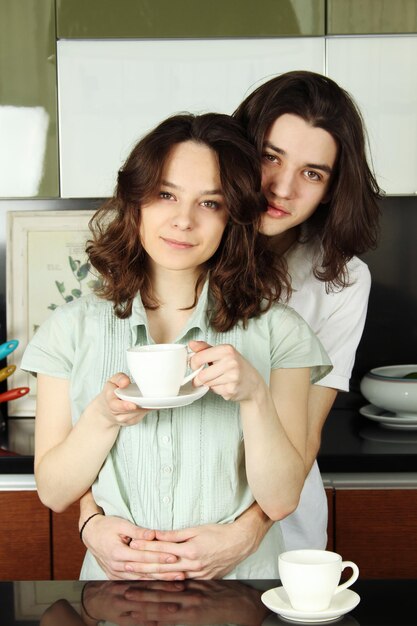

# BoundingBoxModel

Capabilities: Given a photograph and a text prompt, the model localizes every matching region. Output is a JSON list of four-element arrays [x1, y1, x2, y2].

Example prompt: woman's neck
[[150, 267, 201, 308], [145, 267, 203, 344]]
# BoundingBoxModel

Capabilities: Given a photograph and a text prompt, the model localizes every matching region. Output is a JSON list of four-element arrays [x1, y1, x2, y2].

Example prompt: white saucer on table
[[359, 404, 417, 430], [261, 586, 360, 623], [263, 614, 359, 626], [115, 380, 209, 409]]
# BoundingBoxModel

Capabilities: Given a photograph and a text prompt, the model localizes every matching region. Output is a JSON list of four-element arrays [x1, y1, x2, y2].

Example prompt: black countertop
[[0, 578, 416, 625], [1, 391, 417, 475], [318, 391, 417, 474]]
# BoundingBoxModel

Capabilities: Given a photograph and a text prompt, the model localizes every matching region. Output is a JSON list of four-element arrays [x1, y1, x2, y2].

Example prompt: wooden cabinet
[[2, 486, 417, 580], [333, 488, 417, 579], [0, 492, 84, 581], [51, 502, 85, 580], [0, 491, 50, 580], [325, 487, 335, 552]]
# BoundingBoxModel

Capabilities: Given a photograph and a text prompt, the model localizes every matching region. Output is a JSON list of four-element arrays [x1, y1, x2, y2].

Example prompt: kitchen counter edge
[[2, 473, 417, 491]]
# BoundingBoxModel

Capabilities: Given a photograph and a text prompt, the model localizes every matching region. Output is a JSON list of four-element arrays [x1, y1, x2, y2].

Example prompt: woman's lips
[[266, 204, 291, 218], [162, 237, 195, 249]]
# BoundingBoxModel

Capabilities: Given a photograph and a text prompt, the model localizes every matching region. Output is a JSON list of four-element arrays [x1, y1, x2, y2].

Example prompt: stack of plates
[[359, 404, 417, 430]]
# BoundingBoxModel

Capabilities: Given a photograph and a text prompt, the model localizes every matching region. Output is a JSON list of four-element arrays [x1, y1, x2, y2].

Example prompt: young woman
[[22, 111, 331, 580], [76, 70, 381, 581]]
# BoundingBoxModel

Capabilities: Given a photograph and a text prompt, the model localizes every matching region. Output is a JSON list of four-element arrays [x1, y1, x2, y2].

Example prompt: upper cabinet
[[2, 1, 417, 198], [56, 0, 325, 38], [0, 0, 59, 197], [327, 0, 417, 34], [327, 36, 417, 195], [55, 0, 326, 197], [57, 38, 325, 198]]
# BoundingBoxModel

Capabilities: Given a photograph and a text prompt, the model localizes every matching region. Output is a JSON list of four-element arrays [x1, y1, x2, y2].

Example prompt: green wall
[[327, 0, 417, 34], [56, 0, 325, 38], [0, 0, 59, 197]]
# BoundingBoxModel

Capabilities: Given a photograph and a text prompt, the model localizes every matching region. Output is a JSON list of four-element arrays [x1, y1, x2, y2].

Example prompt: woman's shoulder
[[235, 302, 306, 344], [51, 292, 112, 316], [36, 293, 114, 336], [265, 301, 310, 328]]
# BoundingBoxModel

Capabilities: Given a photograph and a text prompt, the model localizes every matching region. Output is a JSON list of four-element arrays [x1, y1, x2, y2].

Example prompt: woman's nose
[[171, 202, 194, 229]]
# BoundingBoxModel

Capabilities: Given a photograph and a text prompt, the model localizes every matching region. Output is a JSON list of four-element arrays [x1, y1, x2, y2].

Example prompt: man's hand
[[128, 503, 272, 579]]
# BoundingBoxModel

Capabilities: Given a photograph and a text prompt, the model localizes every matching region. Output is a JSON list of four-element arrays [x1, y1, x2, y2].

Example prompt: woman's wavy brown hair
[[87, 113, 289, 332], [234, 70, 382, 289]]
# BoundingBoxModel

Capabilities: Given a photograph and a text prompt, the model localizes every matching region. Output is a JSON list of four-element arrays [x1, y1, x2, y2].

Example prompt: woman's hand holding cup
[[93, 373, 150, 427]]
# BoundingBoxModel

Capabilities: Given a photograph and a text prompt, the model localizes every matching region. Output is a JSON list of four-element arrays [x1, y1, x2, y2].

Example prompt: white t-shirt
[[280, 239, 371, 550]]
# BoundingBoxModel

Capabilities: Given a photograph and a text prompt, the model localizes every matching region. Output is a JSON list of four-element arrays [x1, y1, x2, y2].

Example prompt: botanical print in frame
[[6, 210, 96, 417]]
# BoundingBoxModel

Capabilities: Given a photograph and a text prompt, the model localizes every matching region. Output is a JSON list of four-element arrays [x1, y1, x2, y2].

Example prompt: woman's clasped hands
[[82, 506, 263, 580]]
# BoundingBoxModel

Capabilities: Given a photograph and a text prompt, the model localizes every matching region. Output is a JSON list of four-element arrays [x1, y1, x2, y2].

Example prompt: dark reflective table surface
[[0, 579, 416, 626]]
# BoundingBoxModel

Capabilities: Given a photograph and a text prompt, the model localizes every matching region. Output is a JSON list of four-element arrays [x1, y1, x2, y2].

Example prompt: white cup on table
[[278, 549, 359, 612], [127, 343, 203, 398]]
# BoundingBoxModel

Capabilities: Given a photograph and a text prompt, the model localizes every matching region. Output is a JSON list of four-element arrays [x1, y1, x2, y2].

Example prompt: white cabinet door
[[58, 38, 324, 198], [327, 36, 417, 196]]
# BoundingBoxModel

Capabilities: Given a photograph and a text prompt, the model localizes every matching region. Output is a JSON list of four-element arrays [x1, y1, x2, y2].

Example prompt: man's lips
[[266, 204, 291, 218], [161, 237, 195, 249]]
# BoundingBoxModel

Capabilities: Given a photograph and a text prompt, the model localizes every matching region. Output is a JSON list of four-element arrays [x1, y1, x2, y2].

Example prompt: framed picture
[[6, 210, 96, 417]]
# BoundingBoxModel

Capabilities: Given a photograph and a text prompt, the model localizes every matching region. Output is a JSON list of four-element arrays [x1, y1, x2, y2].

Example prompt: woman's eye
[[159, 191, 174, 200], [201, 200, 220, 210]]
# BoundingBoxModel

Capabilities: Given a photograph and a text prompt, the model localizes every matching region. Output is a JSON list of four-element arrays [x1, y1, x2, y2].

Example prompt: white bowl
[[360, 365, 417, 417]]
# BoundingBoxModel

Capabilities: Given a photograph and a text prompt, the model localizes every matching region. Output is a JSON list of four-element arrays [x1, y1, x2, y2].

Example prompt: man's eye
[[305, 171, 321, 181], [262, 153, 278, 163]]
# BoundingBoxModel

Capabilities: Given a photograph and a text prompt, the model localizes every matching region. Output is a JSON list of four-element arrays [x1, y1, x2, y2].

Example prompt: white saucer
[[261, 587, 360, 623], [359, 404, 417, 430], [262, 614, 359, 626], [115, 381, 209, 409]]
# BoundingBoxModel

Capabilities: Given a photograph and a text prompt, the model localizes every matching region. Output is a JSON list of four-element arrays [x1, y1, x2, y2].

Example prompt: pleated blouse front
[[21, 280, 331, 579]]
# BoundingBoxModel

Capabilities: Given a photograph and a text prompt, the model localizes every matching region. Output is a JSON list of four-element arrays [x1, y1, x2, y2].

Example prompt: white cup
[[126, 344, 202, 398], [278, 549, 359, 612]]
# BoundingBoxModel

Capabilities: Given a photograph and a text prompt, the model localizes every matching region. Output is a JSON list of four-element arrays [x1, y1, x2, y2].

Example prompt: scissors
[[0, 364, 16, 382], [0, 387, 29, 404], [0, 340, 19, 360]]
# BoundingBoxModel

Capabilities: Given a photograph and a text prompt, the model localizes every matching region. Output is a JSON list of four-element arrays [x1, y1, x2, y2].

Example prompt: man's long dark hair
[[234, 70, 382, 288]]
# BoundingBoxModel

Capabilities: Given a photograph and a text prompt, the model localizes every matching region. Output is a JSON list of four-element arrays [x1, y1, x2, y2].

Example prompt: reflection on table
[[2, 579, 417, 626]]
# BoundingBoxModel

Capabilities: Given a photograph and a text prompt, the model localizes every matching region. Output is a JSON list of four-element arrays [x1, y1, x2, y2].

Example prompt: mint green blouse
[[22, 281, 331, 579]]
